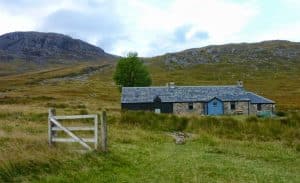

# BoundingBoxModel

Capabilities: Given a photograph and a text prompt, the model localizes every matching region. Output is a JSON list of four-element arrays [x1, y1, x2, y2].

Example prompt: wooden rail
[[48, 108, 107, 152]]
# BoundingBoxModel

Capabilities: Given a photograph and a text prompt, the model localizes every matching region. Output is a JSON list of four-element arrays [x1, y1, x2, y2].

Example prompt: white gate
[[48, 108, 107, 151]]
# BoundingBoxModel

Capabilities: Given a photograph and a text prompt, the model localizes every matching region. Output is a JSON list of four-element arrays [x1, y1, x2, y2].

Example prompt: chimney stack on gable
[[237, 80, 243, 87]]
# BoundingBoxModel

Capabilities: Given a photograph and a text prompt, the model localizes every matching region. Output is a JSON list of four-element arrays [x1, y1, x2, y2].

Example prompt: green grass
[[0, 61, 299, 182], [120, 111, 300, 146], [0, 111, 299, 182], [34, 139, 300, 182]]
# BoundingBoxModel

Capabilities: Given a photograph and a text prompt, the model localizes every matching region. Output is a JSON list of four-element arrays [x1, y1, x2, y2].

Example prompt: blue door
[[207, 98, 223, 115]]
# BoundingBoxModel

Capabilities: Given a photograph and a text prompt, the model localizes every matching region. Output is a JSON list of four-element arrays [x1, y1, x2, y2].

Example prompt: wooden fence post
[[101, 111, 108, 152], [94, 114, 99, 150], [48, 108, 56, 146]]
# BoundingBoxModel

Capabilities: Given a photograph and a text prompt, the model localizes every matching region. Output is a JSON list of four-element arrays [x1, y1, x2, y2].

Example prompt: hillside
[[0, 32, 117, 75], [0, 64, 299, 182], [0, 31, 116, 61], [154, 40, 300, 68], [144, 41, 300, 110], [0, 35, 299, 110], [0, 36, 299, 182], [1, 31, 300, 76]]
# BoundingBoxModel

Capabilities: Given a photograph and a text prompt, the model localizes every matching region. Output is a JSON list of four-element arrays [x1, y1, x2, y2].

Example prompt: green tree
[[113, 52, 152, 90]]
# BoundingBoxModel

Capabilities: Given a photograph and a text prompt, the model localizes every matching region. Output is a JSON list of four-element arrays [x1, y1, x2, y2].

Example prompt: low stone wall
[[224, 101, 249, 115], [173, 102, 204, 115]]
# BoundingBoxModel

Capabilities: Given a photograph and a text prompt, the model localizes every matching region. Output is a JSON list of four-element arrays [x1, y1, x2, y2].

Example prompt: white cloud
[[0, 13, 36, 34], [108, 0, 259, 56], [4, 0, 298, 57], [155, 0, 257, 54], [256, 23, 300, 42]]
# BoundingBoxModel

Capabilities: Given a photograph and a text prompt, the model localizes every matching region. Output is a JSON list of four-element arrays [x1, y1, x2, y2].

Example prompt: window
[[213, 101, 217, 106], [257, 104, 262, 111], [230, 102, 236, 110], [188, 103, 194, 110], [154, 108, 161, 114]]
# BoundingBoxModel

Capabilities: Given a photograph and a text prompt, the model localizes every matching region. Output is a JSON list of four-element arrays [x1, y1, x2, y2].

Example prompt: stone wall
[[249, 104, 275, 115], [224, 101, 249, 115], [249, 104, 256, 115], [173, 101, 274, 115], [173, 102, 204, 115]]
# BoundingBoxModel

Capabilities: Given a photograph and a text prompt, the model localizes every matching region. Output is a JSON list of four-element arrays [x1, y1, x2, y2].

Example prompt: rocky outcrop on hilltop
[[0, 31, 116, 62], [161, 40, 300, 68]]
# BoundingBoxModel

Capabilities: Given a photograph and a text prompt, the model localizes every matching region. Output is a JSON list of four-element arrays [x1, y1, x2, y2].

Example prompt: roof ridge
[[122, 85, 239, 88]]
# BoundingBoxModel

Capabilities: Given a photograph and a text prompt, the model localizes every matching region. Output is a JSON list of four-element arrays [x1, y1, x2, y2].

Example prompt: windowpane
[[230, 102, 236, 110], [188, 103, 193, 110], [257, 104, 262, 111]]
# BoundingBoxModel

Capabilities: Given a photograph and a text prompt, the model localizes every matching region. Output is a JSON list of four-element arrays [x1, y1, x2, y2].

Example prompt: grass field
[[0, 61, 299, 182]]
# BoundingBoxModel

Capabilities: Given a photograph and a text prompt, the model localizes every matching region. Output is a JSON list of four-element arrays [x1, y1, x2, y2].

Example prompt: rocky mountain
[[0, 31, 116, 62], [1, 31, 300, 74], [158, 40, 300, 68]]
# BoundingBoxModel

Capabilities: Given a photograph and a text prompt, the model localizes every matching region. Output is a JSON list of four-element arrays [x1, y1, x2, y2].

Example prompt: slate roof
[[246, 92, 275, 104], [121, 85, 275, 104]]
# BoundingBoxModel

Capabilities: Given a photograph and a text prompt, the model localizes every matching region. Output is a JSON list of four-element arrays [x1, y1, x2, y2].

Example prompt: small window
[[257, 104, 262, 111], [188, 103, 194, 110], [230, 102, 236, 110], [213, 101, 217, 106]]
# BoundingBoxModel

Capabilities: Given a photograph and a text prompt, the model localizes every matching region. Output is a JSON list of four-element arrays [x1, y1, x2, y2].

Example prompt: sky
[[0, 0, 300, 56]]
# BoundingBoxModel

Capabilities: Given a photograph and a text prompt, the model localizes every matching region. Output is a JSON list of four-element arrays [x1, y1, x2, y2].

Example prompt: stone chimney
[[237, 80, 243, 87]]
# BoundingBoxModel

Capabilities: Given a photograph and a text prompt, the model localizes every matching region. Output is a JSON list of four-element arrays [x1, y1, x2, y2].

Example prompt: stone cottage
[[121, 82, 275, 115]]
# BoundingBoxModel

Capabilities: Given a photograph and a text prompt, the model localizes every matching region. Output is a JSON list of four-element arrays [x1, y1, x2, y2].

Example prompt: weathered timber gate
[[48, 108, 107, 152]]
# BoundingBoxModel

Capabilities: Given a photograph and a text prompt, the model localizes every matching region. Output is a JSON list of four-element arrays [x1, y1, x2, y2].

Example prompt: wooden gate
[[48, 108, 107, 152]]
